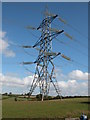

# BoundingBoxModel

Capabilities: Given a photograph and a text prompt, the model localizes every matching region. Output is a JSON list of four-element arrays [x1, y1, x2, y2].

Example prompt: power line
[[57, 13, 88, 40], [46, 12, 88, 49], [55, 38, 88, 57], [26, 24, 88, 57], [8, 26, 88, 70], [45, 11, 88, 39], [22, 65, 35, 74], [66, 23, 88, 40], [52, 22, 88, 49], [24, 23, 88, 70], [22, 48, 37, 58]]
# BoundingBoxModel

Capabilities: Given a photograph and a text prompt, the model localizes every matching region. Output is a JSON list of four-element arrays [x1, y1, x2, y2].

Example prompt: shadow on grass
[[79, 101, 90, 104]]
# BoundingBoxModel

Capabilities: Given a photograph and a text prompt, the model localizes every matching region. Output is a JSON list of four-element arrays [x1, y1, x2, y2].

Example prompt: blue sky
[[1, 2, 88, 95]]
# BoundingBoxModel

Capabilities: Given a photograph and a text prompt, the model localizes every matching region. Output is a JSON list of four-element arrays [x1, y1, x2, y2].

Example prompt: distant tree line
[[35, 94, 89, 101], [2, 92, 89, 101]]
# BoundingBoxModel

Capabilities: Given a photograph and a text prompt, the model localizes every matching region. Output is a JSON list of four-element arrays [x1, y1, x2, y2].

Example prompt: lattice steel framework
[[22, 12, 70, 101]]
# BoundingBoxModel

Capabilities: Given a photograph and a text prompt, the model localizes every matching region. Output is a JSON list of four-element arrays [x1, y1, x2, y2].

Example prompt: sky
[[1, 0, 90, 2], [0, 2, 88, 96]]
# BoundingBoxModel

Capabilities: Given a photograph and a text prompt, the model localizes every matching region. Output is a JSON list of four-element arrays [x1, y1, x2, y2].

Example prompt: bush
[[36, 94, 42, 100], [14, 97, 17, 101], [36, 94, 53, 101], [53, 95, 61, 99], [48, 96, 52, 100]]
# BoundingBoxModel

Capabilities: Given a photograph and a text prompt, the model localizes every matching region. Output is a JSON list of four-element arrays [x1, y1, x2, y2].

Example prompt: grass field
[[2, 96, 89, 118]]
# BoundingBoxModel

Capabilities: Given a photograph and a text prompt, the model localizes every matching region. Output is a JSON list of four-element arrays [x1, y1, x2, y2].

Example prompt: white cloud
[[3, 49, 15, 57], [49, 69, 88, 96], [0, 69, 88, 96], [0, 72, 36, 94], [0, 31, 6, 39], [0, 73, 33, 88], [68, 70, 88, 80], [58, 80, 88, 96], [55, 68, 66, 81], [0, 31, 15, 57]]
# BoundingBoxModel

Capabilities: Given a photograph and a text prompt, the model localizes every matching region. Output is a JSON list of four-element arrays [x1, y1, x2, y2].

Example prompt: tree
[[36, 94, 42, 100], [9, 92, 12, 95], [3, 93, 8, 96]]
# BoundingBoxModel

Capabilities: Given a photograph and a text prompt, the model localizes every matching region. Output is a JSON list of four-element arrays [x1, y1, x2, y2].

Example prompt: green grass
[[2, 96, 89, 118]]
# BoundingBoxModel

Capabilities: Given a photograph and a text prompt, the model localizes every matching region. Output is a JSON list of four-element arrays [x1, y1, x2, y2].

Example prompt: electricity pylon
[[22, 10, 70, 101]]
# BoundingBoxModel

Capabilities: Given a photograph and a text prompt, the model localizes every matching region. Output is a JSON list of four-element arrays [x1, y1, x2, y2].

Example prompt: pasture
[[2, 96, 89, 118]]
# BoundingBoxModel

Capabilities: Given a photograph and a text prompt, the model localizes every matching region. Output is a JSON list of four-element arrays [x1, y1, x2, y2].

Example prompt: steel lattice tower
[[22, 10, 71, 101]]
